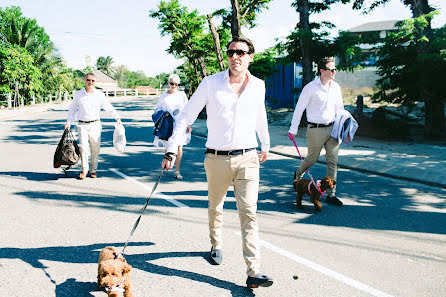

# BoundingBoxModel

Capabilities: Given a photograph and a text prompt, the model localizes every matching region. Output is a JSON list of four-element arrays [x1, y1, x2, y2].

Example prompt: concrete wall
[[335, 67, 381, 89]]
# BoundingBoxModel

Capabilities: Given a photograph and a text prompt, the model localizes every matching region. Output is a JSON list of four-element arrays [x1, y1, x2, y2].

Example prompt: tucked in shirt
[[67, 88, 119, 124], [289, 77, 344, 134], [167, 69, 270, 154]]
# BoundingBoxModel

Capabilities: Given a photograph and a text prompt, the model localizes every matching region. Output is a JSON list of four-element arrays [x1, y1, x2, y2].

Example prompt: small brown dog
[[97, 246, 134, 297], [293, 176, 336, 211]]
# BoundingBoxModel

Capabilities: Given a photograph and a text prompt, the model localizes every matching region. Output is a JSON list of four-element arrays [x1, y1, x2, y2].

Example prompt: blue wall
[[265, 63, 302, 108]]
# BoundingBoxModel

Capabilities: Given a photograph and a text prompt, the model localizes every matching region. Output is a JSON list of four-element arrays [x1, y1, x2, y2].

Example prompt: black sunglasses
[[169, 82, 177, 86], [325, 68, 336, 72], [86, 79, 95, 82], [226, 49, 249, 57]]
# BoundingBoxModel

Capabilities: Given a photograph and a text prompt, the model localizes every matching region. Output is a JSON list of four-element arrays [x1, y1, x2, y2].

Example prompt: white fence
[[103, 88, 166, 97], [0, 91, 75, 109], [0, 88, 169, 109]]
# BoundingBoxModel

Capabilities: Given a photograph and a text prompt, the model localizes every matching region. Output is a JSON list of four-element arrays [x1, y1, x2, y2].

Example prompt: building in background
[[346, 20, 399, 66], [93, 70, 118, 90]]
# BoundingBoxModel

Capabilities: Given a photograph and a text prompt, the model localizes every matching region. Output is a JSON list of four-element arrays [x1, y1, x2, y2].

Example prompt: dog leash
[[289, 134, 324, 196], [117, 169, 164, 258]]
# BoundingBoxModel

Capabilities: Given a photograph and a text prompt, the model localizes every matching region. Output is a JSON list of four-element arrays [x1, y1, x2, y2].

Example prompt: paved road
[[1, 96, 445, 297]]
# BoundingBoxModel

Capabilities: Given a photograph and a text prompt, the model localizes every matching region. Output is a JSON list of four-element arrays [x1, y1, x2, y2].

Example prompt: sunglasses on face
[[169, 82, 177, 86], [226, 49, 249, 57], [325, 68, 336, 73], [86, 79, 95, 82]]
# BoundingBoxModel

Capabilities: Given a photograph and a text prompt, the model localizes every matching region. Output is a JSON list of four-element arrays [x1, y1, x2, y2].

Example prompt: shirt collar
[[83, 88, 96, 95], [224, 68, 252, 83], [316, 76, 333, 90]]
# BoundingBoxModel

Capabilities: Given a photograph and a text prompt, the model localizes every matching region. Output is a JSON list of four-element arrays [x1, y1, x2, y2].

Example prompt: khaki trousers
[[77, 121, 101, 173], [296, 125, 339, 196], [204, 150, 260, 277]]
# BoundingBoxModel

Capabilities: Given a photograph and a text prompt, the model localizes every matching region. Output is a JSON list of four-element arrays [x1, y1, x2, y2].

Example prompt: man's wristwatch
[[163, 152, 176, 161]]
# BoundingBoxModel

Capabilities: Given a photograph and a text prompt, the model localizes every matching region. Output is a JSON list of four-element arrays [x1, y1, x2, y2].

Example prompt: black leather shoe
[[326, 196, 343, 206], [210, 246, 222, 265], [246, 274, 273, 288]]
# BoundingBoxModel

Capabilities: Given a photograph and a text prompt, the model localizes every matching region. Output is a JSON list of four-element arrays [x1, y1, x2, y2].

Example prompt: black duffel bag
[[54, 129, 80, 175]]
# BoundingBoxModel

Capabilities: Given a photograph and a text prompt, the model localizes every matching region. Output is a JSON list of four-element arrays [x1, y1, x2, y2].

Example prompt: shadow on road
[[0, 242, 254, 297]]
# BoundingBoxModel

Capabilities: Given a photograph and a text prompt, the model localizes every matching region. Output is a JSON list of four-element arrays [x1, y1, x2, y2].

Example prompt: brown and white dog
[[97, 246, 133, 297], [293, 176, 336, 211]]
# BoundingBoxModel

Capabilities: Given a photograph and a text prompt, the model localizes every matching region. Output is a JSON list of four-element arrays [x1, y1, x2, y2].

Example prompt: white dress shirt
[[67, 88, 119, 124], [153, 91, 190, 147], [167, 69, 270, 154], [289, 77, 344, 134]]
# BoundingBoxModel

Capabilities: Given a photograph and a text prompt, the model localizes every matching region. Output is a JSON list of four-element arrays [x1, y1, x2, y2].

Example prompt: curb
[[191, 131, 446, 189], [269, 149, 446, 189]]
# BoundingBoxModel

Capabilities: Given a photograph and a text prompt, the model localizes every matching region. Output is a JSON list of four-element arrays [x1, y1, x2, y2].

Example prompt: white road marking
[[260, 239, 394, 297], [113, 166, 392, 296], [109, 168, 189, 208]]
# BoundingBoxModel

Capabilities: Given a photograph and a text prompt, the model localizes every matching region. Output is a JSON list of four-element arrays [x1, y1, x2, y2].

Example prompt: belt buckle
[[227, 150, 233, 156]]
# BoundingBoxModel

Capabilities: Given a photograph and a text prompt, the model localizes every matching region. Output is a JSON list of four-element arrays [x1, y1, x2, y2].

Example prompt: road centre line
[[260, 239, 394, 297], [109, 168, 189, 208], [112, 167, 392, 297]]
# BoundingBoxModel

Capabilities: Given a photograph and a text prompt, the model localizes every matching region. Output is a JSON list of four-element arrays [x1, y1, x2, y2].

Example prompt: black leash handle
[[119, 169, 164, 256]]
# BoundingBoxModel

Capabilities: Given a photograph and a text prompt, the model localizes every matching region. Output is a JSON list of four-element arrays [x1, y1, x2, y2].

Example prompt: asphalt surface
[[0, 96, 445, 297]]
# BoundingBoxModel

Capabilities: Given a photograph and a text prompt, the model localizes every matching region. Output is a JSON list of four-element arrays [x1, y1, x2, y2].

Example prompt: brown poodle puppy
[[293, 176, 336, 211], [97, 246, 134, 297]]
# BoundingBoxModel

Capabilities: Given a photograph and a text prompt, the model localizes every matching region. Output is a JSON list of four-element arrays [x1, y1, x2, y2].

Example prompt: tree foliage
[[150, 0, 274, 95], [0, 42, 42, 102], [249, 48, 279, 80], [374, 15, 445, 137], [277, 0, 350, 87], [96, 56, 115, 76], [0, 6, 79, 101], [215, 0, 273, 34], [150, 0, 210, 88], [350, 0, 444, 138]]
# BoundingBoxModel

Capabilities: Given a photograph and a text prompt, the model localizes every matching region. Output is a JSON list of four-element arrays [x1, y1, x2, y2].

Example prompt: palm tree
[[96, 56, 115, 76], [0, 6, 72, 97]]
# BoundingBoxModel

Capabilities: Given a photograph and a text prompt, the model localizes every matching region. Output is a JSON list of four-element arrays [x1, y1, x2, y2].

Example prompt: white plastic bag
[[113, 123, 126, 153]]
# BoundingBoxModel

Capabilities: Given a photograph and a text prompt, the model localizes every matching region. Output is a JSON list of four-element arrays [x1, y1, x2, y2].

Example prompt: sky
[[1, 0, 445, 77]]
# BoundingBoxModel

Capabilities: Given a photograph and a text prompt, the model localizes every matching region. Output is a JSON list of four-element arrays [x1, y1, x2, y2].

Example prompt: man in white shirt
[[65, 73, 121, 179], [288, 57, 344, 206], [161, 37, 273, 288]]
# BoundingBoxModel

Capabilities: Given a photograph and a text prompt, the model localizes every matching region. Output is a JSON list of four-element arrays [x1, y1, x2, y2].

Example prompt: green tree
[[216, 0, 274, 37], [114, 65, 129, 88], [249, 48, 279, 80], [208, 0, 273, 70], [351, 0, 444, 139], [150, 0, 209, 84], [374, 16, 445, 138], [96, 56, 115, 76], [122, 70, 151, 88], [0, 6, 74, 97], [278, 0, 348, 88], [0, 42, 42, 103]]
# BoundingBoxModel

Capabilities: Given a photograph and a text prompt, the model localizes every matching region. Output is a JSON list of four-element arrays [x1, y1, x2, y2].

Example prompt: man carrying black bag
[[65, 73, 121, 179]]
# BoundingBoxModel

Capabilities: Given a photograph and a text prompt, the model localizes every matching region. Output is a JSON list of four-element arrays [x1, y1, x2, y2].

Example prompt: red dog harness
[[307, 180, 325, 197]]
